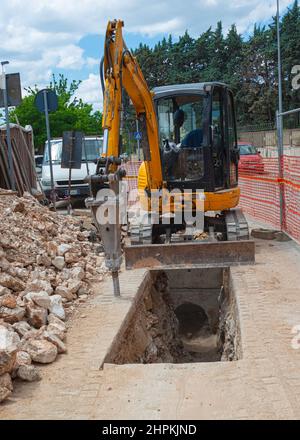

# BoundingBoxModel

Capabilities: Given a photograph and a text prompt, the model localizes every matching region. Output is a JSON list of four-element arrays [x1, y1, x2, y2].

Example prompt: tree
[[11, 74, 102, 152]]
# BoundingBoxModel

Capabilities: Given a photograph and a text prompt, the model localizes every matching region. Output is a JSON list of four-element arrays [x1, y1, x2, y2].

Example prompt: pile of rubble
[[0, 190, 105, 403]]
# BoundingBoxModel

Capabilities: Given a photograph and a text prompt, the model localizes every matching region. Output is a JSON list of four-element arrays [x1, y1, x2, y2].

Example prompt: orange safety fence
[[239, 155, 300, 242]]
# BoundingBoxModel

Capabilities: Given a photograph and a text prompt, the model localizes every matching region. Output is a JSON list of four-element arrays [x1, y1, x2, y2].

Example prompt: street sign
[[0, 73, 22, 107], [61, 131, 83, 170], [134, 131, 142, 141], [34, 89, 58, 113]]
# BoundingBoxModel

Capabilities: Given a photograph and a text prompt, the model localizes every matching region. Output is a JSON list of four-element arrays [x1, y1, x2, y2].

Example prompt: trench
[[105, 267, 242, 365]]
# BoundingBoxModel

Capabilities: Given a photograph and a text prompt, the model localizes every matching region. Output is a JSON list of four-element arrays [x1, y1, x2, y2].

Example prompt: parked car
[[34, 155, 44, 175], [41, 136, 103, 199], [238, 142, 264, 174]]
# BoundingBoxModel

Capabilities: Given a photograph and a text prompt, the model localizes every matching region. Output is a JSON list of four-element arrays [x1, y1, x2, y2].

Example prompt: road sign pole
[[43, 90, 56, 211], [1, 64, 15, 191]]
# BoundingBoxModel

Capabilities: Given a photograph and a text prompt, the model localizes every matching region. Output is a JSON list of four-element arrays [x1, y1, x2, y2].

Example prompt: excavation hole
[[105, 268, 242, 365], [174, 303, 219, 362]]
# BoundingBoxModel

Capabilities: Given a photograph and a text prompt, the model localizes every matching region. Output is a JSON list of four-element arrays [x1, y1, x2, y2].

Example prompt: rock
[[52, 256, 65, 271], [57, 244, 72, 256], [46, 323, 66, 341], [17, 364, 41, 382], [0, 326, 20, 375], [0, 257, 10, 271], [0, 294, 17, 309], [23, 339, 57, 364], [15, 350, 31, 367], [0, 286, 11, 297], [78, 284, 90, 296], [0, 306, 26, 324], [48, 295, 65, 321], [46, 242, 58, 258], [47, 314, 66, 330], [36, 254, 52, 267], [0, 273, 25, 292], [55, 286, 74, 301], [70, 267, 85, 281], [13, 201, 25, 213], [43, 331, 67, 354], [26, 279, 53, 296], [24, 291, 51, 309], [67, 280, 82, 295], [0, 373, 13, 402], [12, 321, 32, 338], [64, 252, 80, 264], [26, 303, 48, 329]]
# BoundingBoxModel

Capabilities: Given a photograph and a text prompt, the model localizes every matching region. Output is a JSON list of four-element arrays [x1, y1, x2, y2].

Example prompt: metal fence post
[[276, 111, 284, 231]]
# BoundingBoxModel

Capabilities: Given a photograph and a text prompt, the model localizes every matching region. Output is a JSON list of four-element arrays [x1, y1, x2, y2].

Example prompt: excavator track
[[129, 208, 250, 244], [224, 209, 250, 241], [129, 224, 153, 245]]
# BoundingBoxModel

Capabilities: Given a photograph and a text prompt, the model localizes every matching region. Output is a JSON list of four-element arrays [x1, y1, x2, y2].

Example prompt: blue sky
[[0, 0, 294, 110]]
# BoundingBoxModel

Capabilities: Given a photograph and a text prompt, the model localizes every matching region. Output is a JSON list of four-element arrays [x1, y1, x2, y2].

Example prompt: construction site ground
[[1, 215, 300, 420]]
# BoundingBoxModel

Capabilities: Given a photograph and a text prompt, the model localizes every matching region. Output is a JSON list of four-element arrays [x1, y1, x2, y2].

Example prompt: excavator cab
[[153, 82, 239, 198]]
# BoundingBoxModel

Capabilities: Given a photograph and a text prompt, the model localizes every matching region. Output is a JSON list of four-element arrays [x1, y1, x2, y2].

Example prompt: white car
[[41, 136, 103, 199]]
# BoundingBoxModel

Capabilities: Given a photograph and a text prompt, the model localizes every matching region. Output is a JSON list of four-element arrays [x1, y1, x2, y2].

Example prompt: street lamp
[[1, 60, 15, 191]]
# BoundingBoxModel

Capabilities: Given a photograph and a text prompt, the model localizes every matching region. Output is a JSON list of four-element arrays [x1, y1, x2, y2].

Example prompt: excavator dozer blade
[[124, 240, 255, 270]]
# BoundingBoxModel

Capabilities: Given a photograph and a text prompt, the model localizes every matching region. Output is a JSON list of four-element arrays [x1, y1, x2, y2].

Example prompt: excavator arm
[[102, 19, 162, 189]]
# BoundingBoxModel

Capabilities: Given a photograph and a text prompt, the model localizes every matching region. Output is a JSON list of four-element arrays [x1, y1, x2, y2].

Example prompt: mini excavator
[[86, 20, 254, 296]]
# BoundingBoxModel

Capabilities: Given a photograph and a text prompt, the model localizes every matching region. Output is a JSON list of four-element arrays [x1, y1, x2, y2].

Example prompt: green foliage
[[11, 74, 102, 152], [133, 0, 300, 127]]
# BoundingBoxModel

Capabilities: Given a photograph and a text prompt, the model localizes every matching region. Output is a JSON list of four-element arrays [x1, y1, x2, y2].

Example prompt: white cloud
[[0, 0, 294, 109], [76, 73, 103, 111]]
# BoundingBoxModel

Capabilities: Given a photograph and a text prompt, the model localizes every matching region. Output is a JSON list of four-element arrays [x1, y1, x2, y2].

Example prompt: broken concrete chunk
[[57, 244, 72, 256], [23, 339, 57, 364], [0, 372, 13, 402], [52, 256, 65, 271], [47, 314, 66, 330], [26, 279, 53, 296], [0, 306, 26, 324], [0, 294, 17, 309], [0, 325, 20, 375], [55, 286, 74, 301], [24, 291, 51, 309], [15, 350, 31, 367], [26, 303, 48, 329], [12, 321, 32, 338], [70, 267, 85, 281], [48, 295, 65, 321], [36, 254, 52, 267], [43, 331, 67, 354], [46, 323, 66, 341], [0, 286, 11, 297], [0, 273, 25, 292], [17, 364, 41, 382], [67, 280, 82, 295]]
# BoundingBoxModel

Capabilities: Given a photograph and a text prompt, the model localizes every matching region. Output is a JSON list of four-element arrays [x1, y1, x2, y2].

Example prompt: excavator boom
[[102, 19, 162, 188]]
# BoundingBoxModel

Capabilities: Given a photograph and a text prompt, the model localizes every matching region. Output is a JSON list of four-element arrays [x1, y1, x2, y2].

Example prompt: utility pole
[[43, 89, 56, 211], [1, 61, 15, 191], [276, 0, 284, 230]]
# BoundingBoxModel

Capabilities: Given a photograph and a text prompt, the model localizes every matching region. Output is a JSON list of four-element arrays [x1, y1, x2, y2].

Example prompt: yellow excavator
[[86, 20, 254, 296]]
